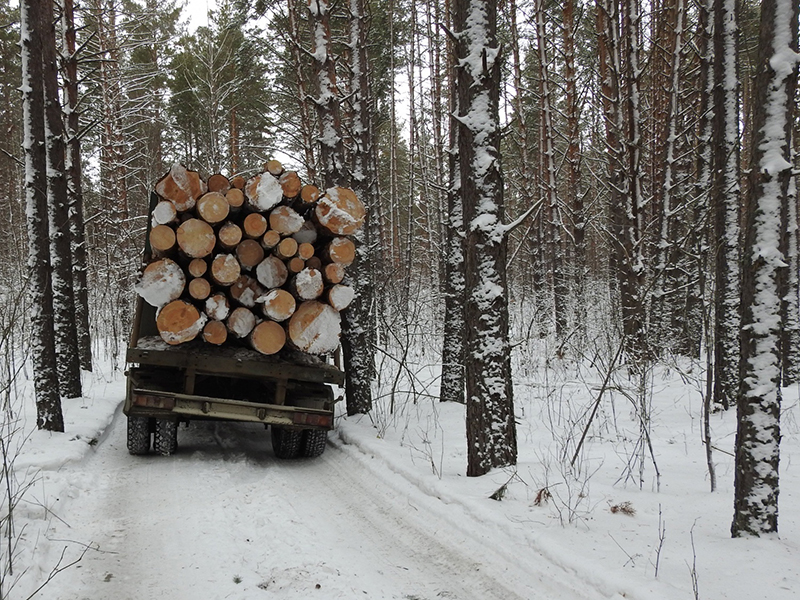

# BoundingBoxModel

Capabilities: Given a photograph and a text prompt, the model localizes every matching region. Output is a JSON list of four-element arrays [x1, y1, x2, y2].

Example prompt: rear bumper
[[126, 388, 334, 430]]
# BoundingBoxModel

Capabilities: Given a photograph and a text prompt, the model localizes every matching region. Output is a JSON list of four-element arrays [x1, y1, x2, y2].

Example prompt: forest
[[0, 0, 798, 540]]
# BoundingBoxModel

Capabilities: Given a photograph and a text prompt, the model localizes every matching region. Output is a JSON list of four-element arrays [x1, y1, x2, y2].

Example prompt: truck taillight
[[133, 394, 176, 410], [292, 413, 332, 428]]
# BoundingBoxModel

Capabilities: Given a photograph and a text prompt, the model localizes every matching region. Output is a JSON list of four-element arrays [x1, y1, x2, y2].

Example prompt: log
[[292, 219, 318, 245], [203, 319, 228, 345], [259, 288, 296, 322], [149, 224, 176, 256], [196, 191, 230, 225], [290, 267, 324, 301], [188, 258, 208, 278], [279, 171, 302, 198], [218, 222, 243, 250], [156, 299, 207, 345], [262, 230, 281, 249], [235, 239, 265, 269], [325, 237, 355, 266], [327, 284, 355, 311], [205, 292, 230, 321], [297, 242, 315, 261], [176, 218, 216, 258], [269, 205, 304, 235], [207, 173, 231, 193], [287, 300, 341, 355], [322, 262, 345, 285], [243, 212, 268, 238], [151, 200, 178, 226], [250, 320, 286, 355], [256, 255, 289, 289], [210, 253, 241, 286], [287, 257, 305, 274], [265, 159, 284, 176], [226, 187, 244, 211], [230, 274, 264, 308], [245, 172, 283, 212], [188, 277, 211, 300], [155, 163, 206, 212], [135, 258, 186, 307], [227, 306, 256, 338], [306, 256, 322, 271], [230, 175, 246, 189], [300, 184, 321, 205], [315, 187, 365, 235], [275, 237, 298, 260]]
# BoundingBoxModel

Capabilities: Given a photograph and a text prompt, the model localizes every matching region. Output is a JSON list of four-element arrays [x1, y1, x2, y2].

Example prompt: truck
[[123, 192, 345, 459]]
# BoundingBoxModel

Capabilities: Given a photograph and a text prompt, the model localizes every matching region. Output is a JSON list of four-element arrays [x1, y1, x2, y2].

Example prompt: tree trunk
[[732, 0, 797, 537], [712, 0, 742, 410], [440, 0, 465, 405], [21, 0, 64, 431], [60, 0, 92, 371], [455, 0, 517, 477]]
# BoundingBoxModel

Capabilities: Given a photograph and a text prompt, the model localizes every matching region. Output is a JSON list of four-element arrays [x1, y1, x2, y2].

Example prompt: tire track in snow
[[42, 413, 607, 600]]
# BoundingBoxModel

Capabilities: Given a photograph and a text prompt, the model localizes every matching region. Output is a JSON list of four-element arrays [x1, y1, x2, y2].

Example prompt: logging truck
[[124, 163, 363, 459]]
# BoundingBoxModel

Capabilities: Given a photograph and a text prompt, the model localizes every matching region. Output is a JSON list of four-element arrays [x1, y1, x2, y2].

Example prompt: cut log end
[[188, 277, 211, 300], [207, 173, 231, 193], [259, 288, 296, 322], [203, 320, 228, 345], [235, 239, 265, 269], [135, 258, 186, 307], [211, 253, 242, 286], [288, 301, 341, 355], [149, 224, 176, 256], [245, 173, 283, 212], [196, 192, 230, 225], [315, 187, 365, 235], [176, 219, 216, 258], [227, 306, 257, 338], [250, 320, 286, 355], [157, 299, 207, 345]]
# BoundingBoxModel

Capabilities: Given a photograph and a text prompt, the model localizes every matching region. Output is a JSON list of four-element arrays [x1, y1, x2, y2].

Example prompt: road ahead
[[42, 408, 598, 600]]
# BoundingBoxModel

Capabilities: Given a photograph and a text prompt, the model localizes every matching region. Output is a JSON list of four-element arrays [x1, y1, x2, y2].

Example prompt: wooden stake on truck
[[124, 161, 365, 460]]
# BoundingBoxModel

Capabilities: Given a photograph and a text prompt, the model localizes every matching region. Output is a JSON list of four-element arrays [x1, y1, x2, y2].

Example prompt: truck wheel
[[154, 419, 178, 456], [272, 426, 302, 459], [301, 429, 327, 458], [127, 416, 151, 455]]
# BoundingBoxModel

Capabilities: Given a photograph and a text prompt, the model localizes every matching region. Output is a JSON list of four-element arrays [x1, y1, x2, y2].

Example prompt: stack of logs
[[135, 161, 365, 356]]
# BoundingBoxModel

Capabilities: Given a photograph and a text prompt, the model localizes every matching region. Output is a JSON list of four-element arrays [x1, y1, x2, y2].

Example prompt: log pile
[[135, 162, 364, 355]]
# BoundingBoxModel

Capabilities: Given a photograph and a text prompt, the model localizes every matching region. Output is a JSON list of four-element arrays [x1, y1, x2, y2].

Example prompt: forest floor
[[5, 349, 799, 600]]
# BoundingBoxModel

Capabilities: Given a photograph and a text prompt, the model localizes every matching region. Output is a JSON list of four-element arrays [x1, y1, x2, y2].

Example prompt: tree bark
[[42, 0, 82, 398], [21, 0, 64, 431], [455, 0, 517, 476], [60, 0, 92, 371], [732, 0, 797, 537], [712, 0, 742, 410]]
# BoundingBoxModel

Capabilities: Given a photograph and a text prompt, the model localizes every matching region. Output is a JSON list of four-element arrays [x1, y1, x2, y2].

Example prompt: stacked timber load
[[135, 161, 364, 356]]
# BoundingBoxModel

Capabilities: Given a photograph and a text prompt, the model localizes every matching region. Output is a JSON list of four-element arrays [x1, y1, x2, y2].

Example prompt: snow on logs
[[136, 161, 364, 355]]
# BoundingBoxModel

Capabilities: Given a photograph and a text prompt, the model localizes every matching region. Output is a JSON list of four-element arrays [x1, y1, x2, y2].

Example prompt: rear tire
[[127, 416, 151, 455], [272, 426, 302, 459], [154, 419, 178, 455], [301, 429, 327, 458]]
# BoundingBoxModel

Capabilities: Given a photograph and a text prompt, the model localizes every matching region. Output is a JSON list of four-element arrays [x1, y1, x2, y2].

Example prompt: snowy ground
[[3, 351, 799, 600]]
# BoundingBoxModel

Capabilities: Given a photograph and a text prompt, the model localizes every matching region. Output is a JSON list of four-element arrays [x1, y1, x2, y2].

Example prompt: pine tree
[[732, 0, 798, 537], [454, 0, 517, 477], [20, 0, 64, 431]]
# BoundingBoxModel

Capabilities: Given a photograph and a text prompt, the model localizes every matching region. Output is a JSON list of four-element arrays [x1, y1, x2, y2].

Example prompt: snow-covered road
[[42, 406, 605, 600]]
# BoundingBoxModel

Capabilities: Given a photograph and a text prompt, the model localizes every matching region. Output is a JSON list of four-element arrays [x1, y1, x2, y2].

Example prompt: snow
[[134, 258, 186, 307], [5, 351, 799, 600], [246, 173, 283, 212]]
